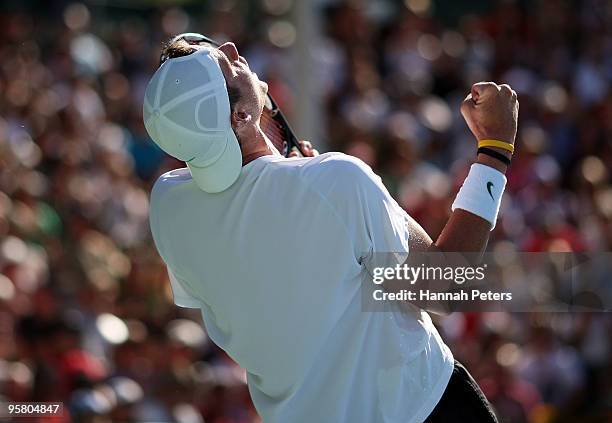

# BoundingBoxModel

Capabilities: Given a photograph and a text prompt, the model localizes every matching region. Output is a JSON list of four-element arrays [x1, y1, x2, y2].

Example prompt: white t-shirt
[[149, 152, 454, 423]]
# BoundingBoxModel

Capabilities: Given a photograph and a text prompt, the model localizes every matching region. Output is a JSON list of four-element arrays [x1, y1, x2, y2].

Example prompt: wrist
[[476, 146, 511, 174], [452, 163, 507, 230]]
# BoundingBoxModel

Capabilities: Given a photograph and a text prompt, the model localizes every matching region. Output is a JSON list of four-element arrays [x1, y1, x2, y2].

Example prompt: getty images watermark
[[361, 252, 612, 313], [371, 262, 510, 302]]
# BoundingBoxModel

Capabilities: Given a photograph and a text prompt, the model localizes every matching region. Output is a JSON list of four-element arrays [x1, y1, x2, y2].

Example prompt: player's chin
[[259, 80, 268, 94]]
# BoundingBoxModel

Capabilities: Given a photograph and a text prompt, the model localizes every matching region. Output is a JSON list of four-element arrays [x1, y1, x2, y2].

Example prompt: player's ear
[[231, 109, 252, 132]]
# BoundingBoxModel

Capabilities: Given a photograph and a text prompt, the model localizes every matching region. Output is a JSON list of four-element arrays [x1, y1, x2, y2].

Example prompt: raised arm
[[409, 82, 519, 256], [399, 83, 518, 314]]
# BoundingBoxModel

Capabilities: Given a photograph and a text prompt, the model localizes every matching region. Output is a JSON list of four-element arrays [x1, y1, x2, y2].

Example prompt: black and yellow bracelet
[[477, 139, 515, 154], [477, 147, 512, 167]]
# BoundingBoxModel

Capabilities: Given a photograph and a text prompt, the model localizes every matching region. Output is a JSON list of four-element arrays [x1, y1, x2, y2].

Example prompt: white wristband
[[451, 163, 507, 230]]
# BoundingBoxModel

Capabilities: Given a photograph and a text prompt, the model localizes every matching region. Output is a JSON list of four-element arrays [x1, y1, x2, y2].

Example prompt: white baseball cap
[[143, 48, 242, 193]]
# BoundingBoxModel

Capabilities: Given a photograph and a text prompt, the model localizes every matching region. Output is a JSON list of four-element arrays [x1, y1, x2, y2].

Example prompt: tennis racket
[[159, 32, 308, 157]]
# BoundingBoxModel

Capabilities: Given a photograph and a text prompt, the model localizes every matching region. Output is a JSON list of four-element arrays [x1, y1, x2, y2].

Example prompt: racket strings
[[261, 107, 288, 156]]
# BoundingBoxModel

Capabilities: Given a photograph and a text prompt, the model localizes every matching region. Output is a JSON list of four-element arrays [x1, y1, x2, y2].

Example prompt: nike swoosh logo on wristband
[[486, 181, 495, 200]]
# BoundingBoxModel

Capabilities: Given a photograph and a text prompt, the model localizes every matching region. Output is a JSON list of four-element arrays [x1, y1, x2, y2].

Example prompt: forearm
[[433, 149, 510, 255], [399, 152, 509, 315]]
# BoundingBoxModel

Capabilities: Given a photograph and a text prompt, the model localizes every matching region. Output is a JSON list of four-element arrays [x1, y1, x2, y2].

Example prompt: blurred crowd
[[0, 0, 610, 422]]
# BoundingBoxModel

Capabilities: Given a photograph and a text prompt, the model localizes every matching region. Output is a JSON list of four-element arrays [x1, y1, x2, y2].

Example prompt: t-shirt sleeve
[[150, 178, 201, 309], [167, 268, 201, 308], [311, 154, 410, 270]]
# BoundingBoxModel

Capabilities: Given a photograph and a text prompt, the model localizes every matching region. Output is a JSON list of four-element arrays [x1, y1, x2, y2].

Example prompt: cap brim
[[187, 131, 242, 193]]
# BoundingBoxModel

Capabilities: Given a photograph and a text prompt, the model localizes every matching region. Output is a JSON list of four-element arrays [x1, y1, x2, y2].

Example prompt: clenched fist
[[461, 82, 519, 145]]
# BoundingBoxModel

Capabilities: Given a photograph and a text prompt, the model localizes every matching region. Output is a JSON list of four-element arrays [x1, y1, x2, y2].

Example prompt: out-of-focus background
[[0, 0, 610, 422]]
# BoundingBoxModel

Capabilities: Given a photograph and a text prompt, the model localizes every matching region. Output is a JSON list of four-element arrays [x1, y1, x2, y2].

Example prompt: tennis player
[[144, 38, 518, 423]]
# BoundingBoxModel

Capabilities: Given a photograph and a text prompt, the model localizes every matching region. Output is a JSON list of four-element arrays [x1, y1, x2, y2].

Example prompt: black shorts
[[425, 361, 499, 423]]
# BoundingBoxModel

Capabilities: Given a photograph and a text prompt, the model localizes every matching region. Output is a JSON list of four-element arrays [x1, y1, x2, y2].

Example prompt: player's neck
[[241, 127, 281, 166]]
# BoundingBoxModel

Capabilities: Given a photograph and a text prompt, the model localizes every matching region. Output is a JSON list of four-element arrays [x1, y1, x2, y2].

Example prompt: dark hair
[[159, 38, 241, 111], [160, 38, 199, 60]]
